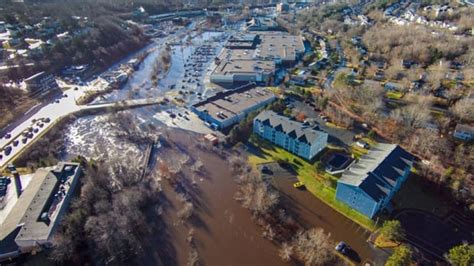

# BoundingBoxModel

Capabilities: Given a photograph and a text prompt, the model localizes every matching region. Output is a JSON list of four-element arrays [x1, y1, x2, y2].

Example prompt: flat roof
[[225, 41, 256, 49], [194, 87, 275, 123], [218, 48, 256, 61], [257, 32, 305, 61], [246, 17, 278, 29], [213, 59, 275, 76], [3, 162, 80, 244], [228, 33, 258, 42]]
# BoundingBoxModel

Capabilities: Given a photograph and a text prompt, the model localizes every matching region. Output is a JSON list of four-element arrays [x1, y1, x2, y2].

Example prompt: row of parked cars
[[0, 117, 51, 161]]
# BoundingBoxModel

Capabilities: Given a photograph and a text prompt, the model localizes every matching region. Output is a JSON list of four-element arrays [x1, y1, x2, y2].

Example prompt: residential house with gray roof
[[336, 144, 414, 219], [253, 111, 328, 160]]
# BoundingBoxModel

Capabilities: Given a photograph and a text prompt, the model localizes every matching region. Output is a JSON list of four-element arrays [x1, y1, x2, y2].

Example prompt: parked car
[[261, 166, 273, 175], [4, 146, 12, 156], [22, 138, 27, 144], [335, 241, 350, 254], [353, 134, 364, 141], [4, 133, 11, 139], [13, 140, 19, 147], [355, 140, 370, 149], [0, 177, 10, 196], [293, 181, 305, 189], [321, 116, 331, 123]]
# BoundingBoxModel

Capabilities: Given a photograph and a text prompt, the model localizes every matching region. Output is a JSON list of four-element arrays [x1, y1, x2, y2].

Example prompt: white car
[[355, 140, 370, 149]]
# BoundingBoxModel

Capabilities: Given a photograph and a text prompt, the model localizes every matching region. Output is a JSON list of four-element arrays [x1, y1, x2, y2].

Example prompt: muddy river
[[53, 26, 386, 265]]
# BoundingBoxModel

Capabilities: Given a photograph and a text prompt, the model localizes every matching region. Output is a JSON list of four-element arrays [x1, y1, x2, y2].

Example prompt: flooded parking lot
[[62, 30, 227, 159], [261, 162, 389, 265]]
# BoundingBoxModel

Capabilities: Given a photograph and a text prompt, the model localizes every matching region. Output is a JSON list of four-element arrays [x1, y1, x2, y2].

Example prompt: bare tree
[[279, 242, 294, 262], [390, 101, 431, 130], [235, 171, 279, 216], [451, 98, 474, 121], [292, 228, 335, 265]]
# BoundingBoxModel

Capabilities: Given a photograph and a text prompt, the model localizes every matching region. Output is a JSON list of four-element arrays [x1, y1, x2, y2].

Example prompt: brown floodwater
[[155, 130, 287, 266], [269, 164, 387, 265]]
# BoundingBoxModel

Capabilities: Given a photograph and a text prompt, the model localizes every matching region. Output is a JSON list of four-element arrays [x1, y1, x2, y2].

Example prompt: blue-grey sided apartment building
[[253, 111, 328, 160], [336, 144, 414, 219]]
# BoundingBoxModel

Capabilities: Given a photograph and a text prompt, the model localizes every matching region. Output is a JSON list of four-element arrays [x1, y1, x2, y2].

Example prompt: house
[[453, 124, 474, 141], [336, 144, 414, 218], [384, 82, 403, 91], [253, 111, 328, 160], [0, 162, 81, 261]]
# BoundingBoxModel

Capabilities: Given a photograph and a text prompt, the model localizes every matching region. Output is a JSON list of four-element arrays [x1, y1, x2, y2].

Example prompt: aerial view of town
[[0, 0, 473, 265]]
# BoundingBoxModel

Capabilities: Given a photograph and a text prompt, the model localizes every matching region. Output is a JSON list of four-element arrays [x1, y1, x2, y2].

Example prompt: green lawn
[[248, 137, 376, 231], [349, 144, 368, 159]]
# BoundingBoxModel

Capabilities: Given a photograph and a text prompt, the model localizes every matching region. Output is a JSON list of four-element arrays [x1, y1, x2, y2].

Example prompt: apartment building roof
[[254, 110, 327, 145]]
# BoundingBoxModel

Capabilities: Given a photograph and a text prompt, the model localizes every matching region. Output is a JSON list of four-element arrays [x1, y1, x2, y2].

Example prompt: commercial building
[[245, 17, 279, 31], [210, 31, 305, 86], [257, 32, 305, 64], [253, 111, 328, 160], [225, 33, 258, 49], [0, 162, 81, 261], [211, 55, 275, 85], [336, 144, 414, 219], [23, 71, 58, 96], [191, 86, 276, 130]]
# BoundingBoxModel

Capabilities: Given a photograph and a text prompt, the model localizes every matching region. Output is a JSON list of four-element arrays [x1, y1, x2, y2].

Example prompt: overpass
[[80, 97, 165, 112]]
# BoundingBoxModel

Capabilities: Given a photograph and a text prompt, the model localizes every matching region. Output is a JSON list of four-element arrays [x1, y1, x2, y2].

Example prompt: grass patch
[[248, 137, 376, 231], [267, 86, 283, 95], [361, 137, 377, 147], [349, 144, 368, 159], [0, 167, 33, 176]]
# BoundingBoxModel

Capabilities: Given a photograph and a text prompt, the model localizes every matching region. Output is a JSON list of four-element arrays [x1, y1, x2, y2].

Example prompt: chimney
[[12, 170, 22, 198]]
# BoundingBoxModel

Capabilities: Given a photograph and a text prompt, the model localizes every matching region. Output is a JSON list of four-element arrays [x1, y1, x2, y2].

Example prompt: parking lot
[[257, 162, 389, 265]]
